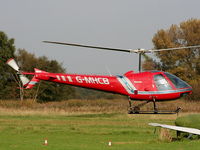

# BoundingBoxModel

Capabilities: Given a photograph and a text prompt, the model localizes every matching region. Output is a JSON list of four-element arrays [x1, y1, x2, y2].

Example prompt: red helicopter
[[7, 42, 200, 114]]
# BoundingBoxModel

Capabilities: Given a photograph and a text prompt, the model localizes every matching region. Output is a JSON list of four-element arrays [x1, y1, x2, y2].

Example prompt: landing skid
[[128, 108, 181, 114], [128, 97, 181, 114]]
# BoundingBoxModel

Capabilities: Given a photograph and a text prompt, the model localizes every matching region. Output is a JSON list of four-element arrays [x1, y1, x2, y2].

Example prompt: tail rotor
[[6, 58, 30, 86]]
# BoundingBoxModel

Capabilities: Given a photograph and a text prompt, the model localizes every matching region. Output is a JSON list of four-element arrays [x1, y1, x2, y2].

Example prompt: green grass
[[175, 114, 200, 129], [0, 113, 200, 150]]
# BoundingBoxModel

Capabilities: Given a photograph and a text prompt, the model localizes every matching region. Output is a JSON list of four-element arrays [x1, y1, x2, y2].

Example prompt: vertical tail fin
[[23, 68, 43, 89], [25, 75, 40, 89]]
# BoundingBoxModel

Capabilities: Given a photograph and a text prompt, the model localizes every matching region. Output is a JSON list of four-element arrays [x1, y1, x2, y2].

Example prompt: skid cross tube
[[128, 97, 181, 114]]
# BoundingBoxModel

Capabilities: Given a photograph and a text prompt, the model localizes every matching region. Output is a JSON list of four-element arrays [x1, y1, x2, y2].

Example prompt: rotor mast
[[138, 52, 142, 72]]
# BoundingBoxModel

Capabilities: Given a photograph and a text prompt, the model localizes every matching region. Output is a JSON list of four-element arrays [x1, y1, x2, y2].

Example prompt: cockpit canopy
[[153, 72, 191, 91]]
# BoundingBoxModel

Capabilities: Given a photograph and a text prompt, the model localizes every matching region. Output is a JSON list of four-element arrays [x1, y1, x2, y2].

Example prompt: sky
[[0, 0, 200, 75]]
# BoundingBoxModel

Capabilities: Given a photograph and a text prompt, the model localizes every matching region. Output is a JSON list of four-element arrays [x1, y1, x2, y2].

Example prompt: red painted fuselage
[[25, 69, 192, 101]]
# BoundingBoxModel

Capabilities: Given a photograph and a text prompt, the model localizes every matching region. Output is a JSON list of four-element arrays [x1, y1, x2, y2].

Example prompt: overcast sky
[[1, 0, 200, 75]]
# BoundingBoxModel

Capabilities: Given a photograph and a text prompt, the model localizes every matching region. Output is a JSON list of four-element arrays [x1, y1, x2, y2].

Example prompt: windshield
[[154, 74, 172, 91], [164, 72, 191, 89]]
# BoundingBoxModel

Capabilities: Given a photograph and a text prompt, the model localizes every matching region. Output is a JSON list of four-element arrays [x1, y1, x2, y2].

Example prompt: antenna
[[105, 65, 112, 76]]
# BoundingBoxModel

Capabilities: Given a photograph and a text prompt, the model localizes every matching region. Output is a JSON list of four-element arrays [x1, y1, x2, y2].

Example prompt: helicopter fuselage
[[30, 69, 192, 101]]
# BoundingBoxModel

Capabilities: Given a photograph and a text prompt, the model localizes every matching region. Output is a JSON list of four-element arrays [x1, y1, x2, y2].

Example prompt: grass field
[[0, 99, 200, 150]]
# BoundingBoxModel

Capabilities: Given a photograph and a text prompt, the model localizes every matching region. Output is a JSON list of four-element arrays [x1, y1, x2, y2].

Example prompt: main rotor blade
[[43, 41, 132, 53], [150, 45, 200, 52], [43, 41, 200, 54]]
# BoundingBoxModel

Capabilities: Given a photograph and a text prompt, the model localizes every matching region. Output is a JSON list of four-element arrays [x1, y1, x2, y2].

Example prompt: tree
[[152, 19, 200, 81], [0, 31, 17, 99], [143, 19, 200, 100], [142, 54, 160, 71]]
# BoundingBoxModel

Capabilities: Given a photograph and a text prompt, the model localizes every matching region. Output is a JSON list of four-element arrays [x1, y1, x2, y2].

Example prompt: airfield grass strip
[[0, 99, 200, 150], [0, 112, 200, 150]]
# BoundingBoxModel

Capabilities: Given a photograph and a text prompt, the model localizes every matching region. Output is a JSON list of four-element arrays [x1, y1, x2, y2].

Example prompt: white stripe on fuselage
[[117, 76, 136, 94]]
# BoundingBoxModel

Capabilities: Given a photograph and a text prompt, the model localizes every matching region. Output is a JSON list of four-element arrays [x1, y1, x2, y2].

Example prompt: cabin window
[[154, 74, 172, 91], [164, 72, 190, 89]]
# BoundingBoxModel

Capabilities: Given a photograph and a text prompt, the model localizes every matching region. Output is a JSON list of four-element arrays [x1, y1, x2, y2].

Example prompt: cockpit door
[[154, 74, 172, 91]]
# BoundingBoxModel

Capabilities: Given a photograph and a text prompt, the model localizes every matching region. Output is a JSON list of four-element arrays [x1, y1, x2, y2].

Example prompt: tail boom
[[34, 72, 128, 95]]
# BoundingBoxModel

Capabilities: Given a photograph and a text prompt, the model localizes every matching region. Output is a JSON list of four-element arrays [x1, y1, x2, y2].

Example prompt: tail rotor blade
[[19, 74, 30, 86], [6, 58, 20, 72]]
